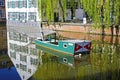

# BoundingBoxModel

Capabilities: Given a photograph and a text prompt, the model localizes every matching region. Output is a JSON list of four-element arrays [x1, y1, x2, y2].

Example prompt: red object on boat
[[74, 42, 91, 53]]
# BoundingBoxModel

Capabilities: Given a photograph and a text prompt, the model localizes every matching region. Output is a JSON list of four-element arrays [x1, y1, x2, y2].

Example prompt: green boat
[[35, 37, 91, 55]]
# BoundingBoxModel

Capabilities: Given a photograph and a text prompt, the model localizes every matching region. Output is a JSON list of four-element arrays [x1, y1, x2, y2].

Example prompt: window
[[2, 41, 6, 48], [63, 58, 67, 63], [14, 44, 18, 51], [29, 0, 36, 8], [30, 57, 38, 65], [15, 1, 19, 8], [9, 32, 14, 40], [8, 12, 19, 21], [20, 64, 27, 71], [1, 30, 6, 37], [12, 1, 15, 8], [0, 10, 5, 18], [28, 69, 31, 73], [16, 12, 19, 20], [19, 12, 27, 22], [16, 64, 19, 68], [10, 43, 14, 50], [20, 54, 27, 62], [63, 43, 68, 48], [7, 1, 12, 8], [8, 12, 12, 20], [28, 12, 36, 21], [30, 48, 37, 55], [18, 1, 23, 8], [20, 34, 28, 42], [8, 1, 27, 8], [23, 1, 27, 8], [12, 12, 16, 20], [29, 37, 36, 43], [0, 0, 4, 6], [10, 51, 16, 59], [21, 46, 28, 53]]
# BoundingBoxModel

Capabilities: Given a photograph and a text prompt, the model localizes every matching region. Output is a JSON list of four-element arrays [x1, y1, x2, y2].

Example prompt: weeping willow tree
[[38, 0, 66, 22], [38, 0, 120, 35], [81, 0, 120, 35], [37, 0, 78, 22]]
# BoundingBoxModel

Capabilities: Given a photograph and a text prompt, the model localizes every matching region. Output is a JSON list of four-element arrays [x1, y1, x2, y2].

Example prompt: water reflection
[[0, 51, 21, 80], [58, 31, 120, 44], [34, 35, 120, 80], [34, 45, 91, 80], [7, 30, 42, 80], [6, 28, 120, 80], [0, 25, 21, 80], [36, 45, 90, 67]]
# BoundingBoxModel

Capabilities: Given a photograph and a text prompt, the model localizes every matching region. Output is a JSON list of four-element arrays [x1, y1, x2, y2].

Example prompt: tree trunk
[[110, 24, 114, 36], [71, 7, 74, 20], [102, 25, 105, 35], [59, 0, 65, 22], [115, 25, 119, 36], [101, 5, 105, 35]]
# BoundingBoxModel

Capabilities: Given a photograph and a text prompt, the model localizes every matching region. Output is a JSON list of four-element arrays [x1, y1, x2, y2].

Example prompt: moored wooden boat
[[35, 39, 91, 55]]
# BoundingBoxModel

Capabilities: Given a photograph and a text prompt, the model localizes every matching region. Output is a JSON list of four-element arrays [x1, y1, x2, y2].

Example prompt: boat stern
[[74, 41, 91, 55]]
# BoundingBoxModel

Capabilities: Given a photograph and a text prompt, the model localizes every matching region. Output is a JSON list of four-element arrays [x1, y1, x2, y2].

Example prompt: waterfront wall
[[43, 23, 120, 36]]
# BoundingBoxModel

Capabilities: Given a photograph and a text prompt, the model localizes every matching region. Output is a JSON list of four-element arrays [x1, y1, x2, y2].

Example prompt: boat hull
[[35, 39, 91, 55], [35, 40, 75, 55]]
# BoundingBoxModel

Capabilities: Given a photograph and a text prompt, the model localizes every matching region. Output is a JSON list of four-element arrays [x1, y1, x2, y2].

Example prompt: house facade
[[5, 0, 85, 27], [5, 0, 40, 27]]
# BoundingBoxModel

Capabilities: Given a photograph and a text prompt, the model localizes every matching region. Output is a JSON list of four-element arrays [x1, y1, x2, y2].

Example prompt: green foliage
[[38, 0, 67, 22], [82, 0, 120, 28], [38, 0, 120, 28]]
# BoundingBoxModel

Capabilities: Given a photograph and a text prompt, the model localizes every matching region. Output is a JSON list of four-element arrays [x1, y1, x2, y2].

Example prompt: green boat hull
[[35, 39, 91, 55], [35, 39, 75, 55]]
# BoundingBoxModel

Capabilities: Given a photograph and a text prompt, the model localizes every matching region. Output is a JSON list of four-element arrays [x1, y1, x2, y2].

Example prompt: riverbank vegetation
[[38, 0, 120, 35]]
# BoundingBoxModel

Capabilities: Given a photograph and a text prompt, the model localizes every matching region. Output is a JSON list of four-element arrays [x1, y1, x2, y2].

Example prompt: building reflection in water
[[7, 29, 43, 80]]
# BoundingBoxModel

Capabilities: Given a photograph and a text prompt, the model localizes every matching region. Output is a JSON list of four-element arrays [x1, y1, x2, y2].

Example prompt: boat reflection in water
[[7, 30, 42, 80], [34, 45, 90, 80], [36, 45, 90, 67]]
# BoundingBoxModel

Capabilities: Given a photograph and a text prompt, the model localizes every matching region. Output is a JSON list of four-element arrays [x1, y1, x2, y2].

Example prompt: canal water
[[0, 25, 120, 80]]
